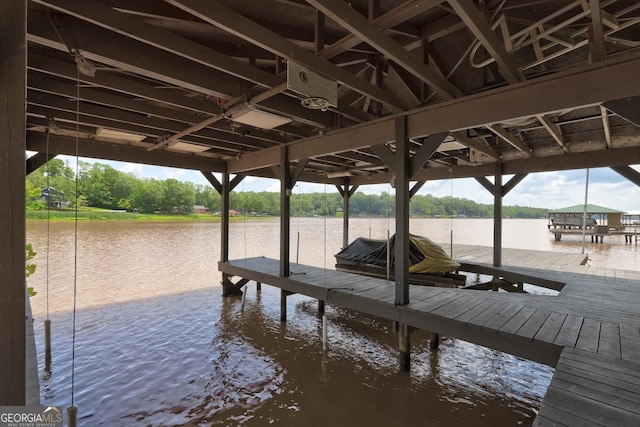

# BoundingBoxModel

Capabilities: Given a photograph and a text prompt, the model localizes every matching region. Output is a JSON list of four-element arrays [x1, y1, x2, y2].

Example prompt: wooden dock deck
[[549, 228, 640, 243], [219, 246, 640, 426]]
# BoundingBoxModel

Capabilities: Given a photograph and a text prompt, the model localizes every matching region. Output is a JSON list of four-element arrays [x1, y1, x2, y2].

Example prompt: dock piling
[[429, 332, 439, 350], [280, 289, 287, 322], [318, 300, 325, 318], [398, 323, 410, 371], [67, 406, 77, 427], [44, 319, 51, 367], [322, 314, 327, 351]]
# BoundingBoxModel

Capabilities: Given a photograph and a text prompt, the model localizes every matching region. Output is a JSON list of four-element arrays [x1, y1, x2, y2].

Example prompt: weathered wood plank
[[560, 350, 640, 383], [620, 324, 640, 363], [499, 306, 537, 336], [430, 295, 484, 319], [411, 291, 466, 314], [406, 287, 447, 304], [534, 404, 588, 427], [575, 318, 601, 353], [598, 321, 621, 359], [542, 385, 640, 426], [552, 371, 640, 406], [355, 285, 397, 301], [535, 312, 567, 344], [516, 309, 552, 340], [475, 303, 523, 332], [554, 315, 584, 348], [454, 299, 499, 324]]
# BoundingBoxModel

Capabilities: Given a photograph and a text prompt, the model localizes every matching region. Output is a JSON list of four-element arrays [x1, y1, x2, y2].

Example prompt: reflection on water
[[26, 218, 637, 426]]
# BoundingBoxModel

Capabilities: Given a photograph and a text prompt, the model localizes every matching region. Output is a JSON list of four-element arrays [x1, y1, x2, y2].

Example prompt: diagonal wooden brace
[[221, 274, 249, 296]]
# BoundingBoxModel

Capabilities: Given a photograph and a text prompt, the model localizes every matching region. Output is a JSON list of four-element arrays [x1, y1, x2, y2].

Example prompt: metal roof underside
[[24, 0, 640, 186], [550, 204, 626, 214]]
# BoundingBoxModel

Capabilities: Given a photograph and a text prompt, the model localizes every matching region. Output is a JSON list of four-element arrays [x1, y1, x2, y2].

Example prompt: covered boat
[[335, 234, 463, 286]]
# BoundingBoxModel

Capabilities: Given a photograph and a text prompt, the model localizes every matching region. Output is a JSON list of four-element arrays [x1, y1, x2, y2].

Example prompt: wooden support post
[[221, 167, 230, 264], [221, 274, 246, 296], [0, 0, 26, 406], [342, 178, 350, 249], [395, 116, 410, 306], [493, 163, 503, 267], [280, 146, 291, 277], [318, 300, 325, 318], [398, 323, 410, 371], [256, 282, 262, 291], [280, 289, 288, 322], [429, 332, 439, 350]]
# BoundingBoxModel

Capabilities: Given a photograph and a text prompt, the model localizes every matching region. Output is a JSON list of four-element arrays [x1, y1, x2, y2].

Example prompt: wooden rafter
[[309, 0, 462, 100], [167, 0, 410, 111]]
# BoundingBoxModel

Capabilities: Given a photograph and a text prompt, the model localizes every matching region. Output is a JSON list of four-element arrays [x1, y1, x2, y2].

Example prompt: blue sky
[[58, 156, 640, 212]]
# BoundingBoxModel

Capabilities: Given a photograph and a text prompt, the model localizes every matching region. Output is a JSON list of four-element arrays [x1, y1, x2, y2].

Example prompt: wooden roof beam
[[167, 0, 409, 111], [27, 131, 225, 171], [448, 0, 524, 84], [589, 0, 606, 62], [308, 0, 462, 100], [352, 146, 640, 185], [318, 0, 444, 60], [34, 0, 362, 131], [33, 0, 283, 88], [27, 12, 249, 99], [486, 124, 532, 156], [451, 131, 500, 160], [537, 115, 569, 153], [227, 50, 640, 173], [28, 53, 220, 115], [601, 106, 613, 149]]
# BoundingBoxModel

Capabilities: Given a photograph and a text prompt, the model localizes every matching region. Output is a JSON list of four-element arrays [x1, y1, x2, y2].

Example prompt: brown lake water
[[26, 218, 639, 426]]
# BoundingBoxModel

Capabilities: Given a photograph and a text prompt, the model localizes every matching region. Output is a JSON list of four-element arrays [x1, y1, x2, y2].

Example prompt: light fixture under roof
[[288, 61, 337, 111], [230, 107, 293, 129], [327, 171, 352, 178], [301, 96, 331, 110], [171, 141, 210, 153], [96, 127, 146, 143]]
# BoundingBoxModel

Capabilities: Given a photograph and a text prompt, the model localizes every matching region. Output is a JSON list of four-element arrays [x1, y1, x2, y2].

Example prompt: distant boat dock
[[548, 204, 640, 243], [220, 244, 640, 426]]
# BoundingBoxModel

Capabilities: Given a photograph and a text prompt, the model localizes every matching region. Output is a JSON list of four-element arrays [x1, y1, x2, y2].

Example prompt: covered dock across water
[[3, 0, 640, 423]]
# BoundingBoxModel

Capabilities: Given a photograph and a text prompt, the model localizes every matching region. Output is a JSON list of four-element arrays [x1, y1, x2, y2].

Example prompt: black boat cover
[[335, 234, 460, 274]]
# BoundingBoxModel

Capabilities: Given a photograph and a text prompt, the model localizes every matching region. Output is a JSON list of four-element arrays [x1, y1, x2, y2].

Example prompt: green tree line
[[26, 160, 548, 218]]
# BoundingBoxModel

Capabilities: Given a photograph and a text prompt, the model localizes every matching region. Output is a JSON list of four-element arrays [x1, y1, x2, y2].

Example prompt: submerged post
[[322, 314, 328, 351], [44, 319, 52, 366], [280, 289, 287, 322], [398, 323, 410, 371], [67, 405, 78, 427], [429, 332, 439, 350]]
